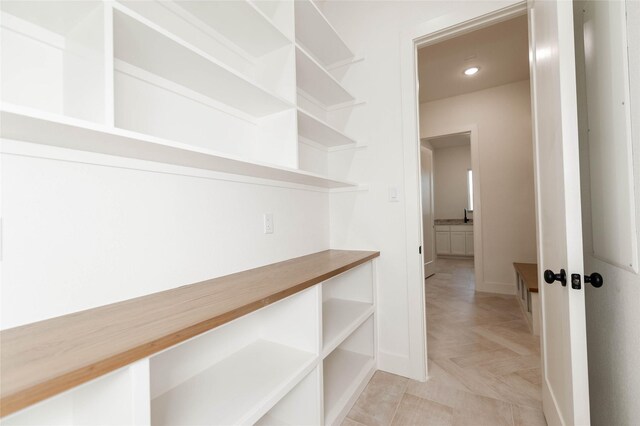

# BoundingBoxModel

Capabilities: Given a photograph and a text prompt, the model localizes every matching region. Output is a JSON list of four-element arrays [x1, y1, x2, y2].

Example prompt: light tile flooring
[[343, 258, 547, 426]]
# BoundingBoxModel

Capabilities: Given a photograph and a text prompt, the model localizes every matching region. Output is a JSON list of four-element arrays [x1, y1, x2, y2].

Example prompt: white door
[[420, 146, 436, 277], [575, 1, 640, 423], [529, 1, 590, 424]]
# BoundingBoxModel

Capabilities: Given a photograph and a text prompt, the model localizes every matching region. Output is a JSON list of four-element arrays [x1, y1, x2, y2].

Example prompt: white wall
[[421, 80, 537, 288], [322, 0, 522, 377], [433, 144, 471, 220], [1, 146, 329, 329]]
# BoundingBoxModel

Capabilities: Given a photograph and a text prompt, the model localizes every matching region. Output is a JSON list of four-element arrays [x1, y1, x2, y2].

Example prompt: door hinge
[[419, 246, 422, 254]]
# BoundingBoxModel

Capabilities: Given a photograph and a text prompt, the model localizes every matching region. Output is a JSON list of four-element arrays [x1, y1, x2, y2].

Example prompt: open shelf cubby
[[296, 45, 356, 109], [297, 108, 358, 148], [0, 0, 107, 124], [323, 316, 376, 426], [150, 287, 319, 426], [322, 261, 374, 356], [113, 6, 292, 118]]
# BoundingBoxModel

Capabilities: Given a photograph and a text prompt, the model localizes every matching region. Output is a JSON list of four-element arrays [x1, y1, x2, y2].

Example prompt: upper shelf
[[297, 108, 358, 148], [0, 104, 359, 189], [296, 45, 355, 109], [0, 249, 379, 417], [113, 5, 292, 118], [163, 0, 291, 58], [294, 0, 354, 67]]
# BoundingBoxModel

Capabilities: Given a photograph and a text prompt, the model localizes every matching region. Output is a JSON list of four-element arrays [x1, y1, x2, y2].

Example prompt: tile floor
[[343, 258, 547, 426]]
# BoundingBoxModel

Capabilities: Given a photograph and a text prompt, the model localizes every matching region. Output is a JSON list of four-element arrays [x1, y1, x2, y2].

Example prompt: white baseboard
[[377, 351, 412, 378], [476, 281, 516, 295]]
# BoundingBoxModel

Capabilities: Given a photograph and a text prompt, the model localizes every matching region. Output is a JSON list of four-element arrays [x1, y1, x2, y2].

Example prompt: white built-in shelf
[[113, 5, 292, 118], [0, 104, 360, 189], [296, 45, 355, 109], [164, 0, 291, 58], [323, 348, 375, 425], [323, 299, 373, 357], [297, 108, 358, 148], [294, 0, 354, 67], [151, 340, 316, 426]]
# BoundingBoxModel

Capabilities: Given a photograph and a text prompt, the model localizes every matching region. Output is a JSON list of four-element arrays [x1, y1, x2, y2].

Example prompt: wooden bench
[[513, 262, 540, 335]]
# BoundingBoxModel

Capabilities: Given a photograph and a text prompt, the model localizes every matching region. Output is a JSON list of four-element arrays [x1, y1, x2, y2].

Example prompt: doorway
[[421, 132, 477, 285]]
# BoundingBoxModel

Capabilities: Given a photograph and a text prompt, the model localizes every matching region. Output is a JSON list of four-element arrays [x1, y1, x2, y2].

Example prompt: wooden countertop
[[0, 249, 379, 417], [513, 262, 539, 293]]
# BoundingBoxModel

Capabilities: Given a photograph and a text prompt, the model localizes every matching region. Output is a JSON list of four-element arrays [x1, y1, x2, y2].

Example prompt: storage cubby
[[0, 1, 107, 123], [323, 316, 376, 426], [112, 5, 298, 168], [3, 361, 149, 426], [117, 0, 295, 103], [255, 367, 322, 426], [322, 262, 374, 356], [150, 286, 320, 426]]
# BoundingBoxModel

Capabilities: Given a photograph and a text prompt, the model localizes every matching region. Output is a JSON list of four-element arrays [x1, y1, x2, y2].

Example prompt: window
[[467, 169, 474, 211]]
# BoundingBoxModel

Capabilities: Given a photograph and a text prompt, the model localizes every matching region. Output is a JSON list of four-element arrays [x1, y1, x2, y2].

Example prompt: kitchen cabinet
[[435, 225, 473, 256]]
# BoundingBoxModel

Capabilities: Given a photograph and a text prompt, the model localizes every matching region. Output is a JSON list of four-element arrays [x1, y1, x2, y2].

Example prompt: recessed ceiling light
[[464, 67, 479, 76]]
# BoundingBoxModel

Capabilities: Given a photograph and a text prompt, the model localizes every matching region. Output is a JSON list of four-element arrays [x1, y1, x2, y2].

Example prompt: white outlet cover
[[264, 213, 274, 234]]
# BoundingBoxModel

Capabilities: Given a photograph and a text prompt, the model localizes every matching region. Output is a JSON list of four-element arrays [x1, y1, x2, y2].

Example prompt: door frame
[[422, 127, 482, 291], [399, 1, 527, 380]]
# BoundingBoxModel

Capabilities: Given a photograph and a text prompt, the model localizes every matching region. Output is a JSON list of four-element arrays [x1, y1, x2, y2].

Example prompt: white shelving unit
[[3, 252, 377, 426], [1, 0, 365, 187]]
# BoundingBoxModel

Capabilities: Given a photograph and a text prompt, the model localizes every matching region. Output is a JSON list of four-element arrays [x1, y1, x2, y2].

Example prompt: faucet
[[464, 209, 469, 223]]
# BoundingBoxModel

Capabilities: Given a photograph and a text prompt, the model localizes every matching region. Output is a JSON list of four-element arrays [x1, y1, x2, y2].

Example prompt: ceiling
[[423, 133, 470, 150], [418, 15, 529, 103]]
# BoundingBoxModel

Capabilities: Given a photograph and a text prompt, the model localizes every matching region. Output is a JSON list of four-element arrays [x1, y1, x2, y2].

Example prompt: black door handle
[[585, 272, 604, 288], [544, 269, 566, 286]]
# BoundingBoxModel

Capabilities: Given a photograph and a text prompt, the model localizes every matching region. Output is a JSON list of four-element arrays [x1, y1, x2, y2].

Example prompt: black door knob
[[544, 269, 567, 286], [585, 272, 603, 288]]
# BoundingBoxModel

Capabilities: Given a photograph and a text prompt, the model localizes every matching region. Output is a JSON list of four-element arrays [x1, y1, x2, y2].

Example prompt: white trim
[[399, 0, 527, 381]]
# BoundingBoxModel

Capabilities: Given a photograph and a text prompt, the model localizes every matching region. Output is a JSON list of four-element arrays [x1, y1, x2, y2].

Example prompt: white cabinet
[[435, 231, 451, 255], [435, 225, 474, 256], [450, 232, 466, 255]]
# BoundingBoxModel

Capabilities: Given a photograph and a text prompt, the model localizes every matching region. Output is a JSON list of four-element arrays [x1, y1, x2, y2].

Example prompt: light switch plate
[[388, 186, 400, 202]]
